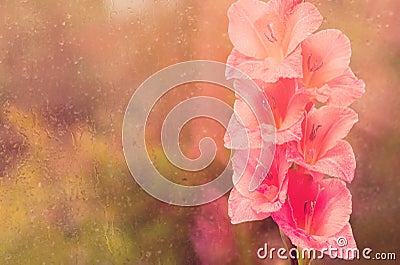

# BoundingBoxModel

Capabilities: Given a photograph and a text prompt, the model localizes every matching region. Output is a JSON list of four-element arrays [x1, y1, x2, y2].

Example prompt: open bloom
[[287, 105, 358, 182], [226, 0, 323, 82], [300, 29, 365, 106], [228, 144, 291, 224], [272, 169, 357, 259], [257, 78, 311, 144], [224, 78, 310, 147]]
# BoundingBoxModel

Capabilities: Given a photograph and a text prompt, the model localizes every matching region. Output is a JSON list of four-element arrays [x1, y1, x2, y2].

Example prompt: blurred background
[[0, 0, 399, 264]]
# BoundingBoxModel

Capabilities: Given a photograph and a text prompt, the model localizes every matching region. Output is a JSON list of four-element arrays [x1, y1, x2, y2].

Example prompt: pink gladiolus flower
[[224, 0, 363, 261], [257, 78, 311, 144], [272, 170, 357, 259], [287, 105, 358, 182], [300, 29, 365, 106], [224, 97, 271, 151], [228, 145, 291, 224], [224, 79, 277, 194], [224, 79, 310, 147], [226, 0, 323, 82]]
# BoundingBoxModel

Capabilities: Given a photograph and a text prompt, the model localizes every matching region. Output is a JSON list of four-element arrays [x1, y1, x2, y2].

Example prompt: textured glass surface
[[0, 0, 398, 264]]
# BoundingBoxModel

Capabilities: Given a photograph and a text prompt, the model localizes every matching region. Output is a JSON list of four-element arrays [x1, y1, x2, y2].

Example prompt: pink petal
[[304, 223, 357, 259], [272, 202, 333, 251], [258, 79, 308, 130], [271, 202, 299, 239], [296, 165, 325, 182], [281, 91, 310, 131], [314, 140, 356, 182], [231, 148, 265, 196], [274, 88, 310, 144], [254, 0, 322, 56], [311, 178, 352, 236], [302, 29, 352, 88], [285, 170, 319, 229], [262, 0, 302, 19], [227, 47, 303, 83], [224, 98, 275, 150], [276, 223, 356, 255], [272, 173, 354, 255], [231, 145, 283, 196], [284, 2, 323, 55], [256, 79, 310, 145], [258, 79, 296, 126], [325, 223, 357, 260], [319, 68, 366, 107], [276, 116, 303, 145], [224, 113, 250, 150], [231, 147, 275, 192], [303, 106, 358, 159], [229, 145, 289, 214], [252, 145, 291, 212], [233, 98, 258, 129], [265, 46, 303, 82], [227, 0, 269, 59], [224, 99, 260, 150], [228, 187, 270, 224], [287, 140, 356, 182], [226, 0, 322, 82], [225, 49, 258, 80]]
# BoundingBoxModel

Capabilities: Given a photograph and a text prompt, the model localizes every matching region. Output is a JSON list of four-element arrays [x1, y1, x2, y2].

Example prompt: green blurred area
[[0, 0, 399, 264]]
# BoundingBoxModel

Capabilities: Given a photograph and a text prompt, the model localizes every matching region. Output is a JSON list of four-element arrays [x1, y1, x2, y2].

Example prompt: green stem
[[279, 229, 298, 265], [279, 229, 314, 265], [297, 247, 313, 265]]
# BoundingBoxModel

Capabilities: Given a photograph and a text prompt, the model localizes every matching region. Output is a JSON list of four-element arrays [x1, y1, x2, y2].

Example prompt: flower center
[[305, 148, 317, 164], [264, 24, 278, 43], [307, 54, 324, 72], [303, 124, 322, 164], [309, 124, 322, 141], [255, 163, 278, 200], [304, 200, 317, 233], [267, 95, 283, 129]]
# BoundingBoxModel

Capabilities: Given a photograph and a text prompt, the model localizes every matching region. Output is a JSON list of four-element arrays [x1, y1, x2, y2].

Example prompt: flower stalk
[[279, 228, 298, 265]]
